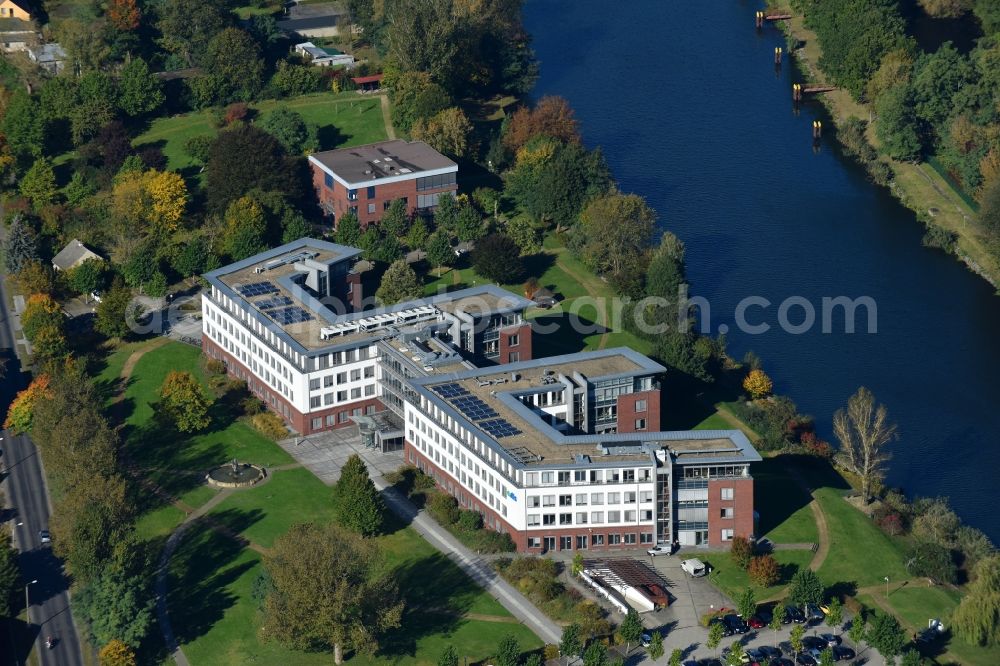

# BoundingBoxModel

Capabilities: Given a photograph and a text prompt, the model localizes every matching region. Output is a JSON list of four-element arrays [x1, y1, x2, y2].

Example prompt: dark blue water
[[524, 0, 1000, 540]]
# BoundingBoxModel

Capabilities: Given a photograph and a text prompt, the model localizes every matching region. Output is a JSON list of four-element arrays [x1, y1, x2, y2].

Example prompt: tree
[[4, 375, 52, 434], [725, 642, 745, 666], [98, 639, 137, 666], [730, 535, 754, 569], [571, 552, 584, 577], [332, 454, 385, 536], [20, 159, 59, 209], [918, 0, 973, 17], [493, 633, 521, 666], [576, 192, 656, 294], [76, 562, 154, 648], [412, 107, 473, 158], [665, 646, 679, 665], [172, 238, 211, 278], [388, 71, 452, 132], [96, 279, 141, 339], [788, 569, 824, 606], [426, 230, 455, 270], [875, 85, 922, 161], [380, 199, 410, 238], [975, 0, 1000, 34], [270, 60, 324, 97], [2, 91, 45, 164], [117, 58, 164, 117], [866, 49, 914, 105], [0, 529, 20, 618], [505, 216, 541, 255], [743, 369, 773, 399], [438, 645, 459, 666], [376, 260, 421, 305], [223, 196, 269, 261], [455, 205, 484, 243], [825, 597, 844, 633], [50, 474, 133, 583], [736, 587, 757, 622], [184, 135, 213, 166], [559, 623, 582, 663], [206, 125, 300, 213], [833, 387, 899, 503], [405, 216, 429, 250], [260, 522, 404, 664], [157, 0, 234, 66], [1, 214, 38, 274], [981, 176, 1000, 237], [68, 259, 107, 297], [770, 604, 786, 644], [748, 555, 780, 587], [790, 624, 805, 657], [867, 611, 905, 661], [159, 371, 212, 433], [22, 294, 64, 344], [107, 0, 140, 31], [335, 211, 362, 247], [907, 540, 957, 583], [260, 108, 318, 155], [504, 96, 580, 153], [434, 193, 459, 233], [848, 614, 868, 647], [818, 647, 835, 666], [619, 608, 643, 655], [581, 640, 607, 666], [952, 555, 1000, 645], [707, 620, 725, 654], [900, 648, 924, 666], [472, 234, 523, 284]]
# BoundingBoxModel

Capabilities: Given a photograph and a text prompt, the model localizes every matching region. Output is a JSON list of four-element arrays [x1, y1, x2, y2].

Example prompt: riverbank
[[777, 15, 1000, 289]]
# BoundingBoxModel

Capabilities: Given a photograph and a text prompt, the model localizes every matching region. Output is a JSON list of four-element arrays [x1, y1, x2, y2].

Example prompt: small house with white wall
[[294, 42, 354, 68]]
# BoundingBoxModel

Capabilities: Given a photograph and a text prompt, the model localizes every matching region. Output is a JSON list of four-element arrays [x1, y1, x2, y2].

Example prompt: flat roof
[[309, 140, 456, 187], [411, 349, 762, 469], [203, 238, 532, 357]]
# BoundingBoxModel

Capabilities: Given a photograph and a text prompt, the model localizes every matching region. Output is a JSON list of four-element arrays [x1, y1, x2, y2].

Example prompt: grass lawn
[[753, 458, 818, 545], [134, 92, 387, 173], [693, 412, 733, 431], [695, 549, 815, 602]]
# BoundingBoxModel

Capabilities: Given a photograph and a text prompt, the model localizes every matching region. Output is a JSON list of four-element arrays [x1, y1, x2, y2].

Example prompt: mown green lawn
[[134, 92, 387, 173], [695, 549, 815, 602], [753, 459, 819, 545]]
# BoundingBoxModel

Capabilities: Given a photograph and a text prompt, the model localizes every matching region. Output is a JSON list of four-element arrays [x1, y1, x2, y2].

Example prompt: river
[[523, 0, 1000, 541]]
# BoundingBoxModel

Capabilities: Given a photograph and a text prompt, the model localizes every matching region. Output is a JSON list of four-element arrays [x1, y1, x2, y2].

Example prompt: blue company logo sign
[[507, 491, 517, 501]]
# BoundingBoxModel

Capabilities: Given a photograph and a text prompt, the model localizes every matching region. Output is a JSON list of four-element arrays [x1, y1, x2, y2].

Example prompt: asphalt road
[[0, 269, 84, 666]]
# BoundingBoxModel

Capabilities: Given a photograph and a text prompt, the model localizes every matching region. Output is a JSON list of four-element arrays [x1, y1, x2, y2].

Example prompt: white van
[[681, 558, 708, 577]]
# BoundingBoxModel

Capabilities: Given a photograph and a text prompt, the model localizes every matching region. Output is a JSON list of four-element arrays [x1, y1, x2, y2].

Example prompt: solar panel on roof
[[237, 281, 279, 297], [269, 306, 314, 325], [432, 383, 469, 398], [255, 295, 294, 310], [479, 418, 521, 438]]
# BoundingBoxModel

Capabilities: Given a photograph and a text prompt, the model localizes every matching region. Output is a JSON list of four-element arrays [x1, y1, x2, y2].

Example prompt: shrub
[[250, 411, 288, 440], [544, 644, 560, 660], [471, 528, 516, 553], [240, 396, 264, 415], [908, 540, 957, 583], [426, 490, 460, 525], [730, 535, 754, 570], [206, 358, 227, 375], [922, 223, 957, 252], [748, 554, 780, 587], [224, 102, 250, 125], [457, 509, 484, 532]]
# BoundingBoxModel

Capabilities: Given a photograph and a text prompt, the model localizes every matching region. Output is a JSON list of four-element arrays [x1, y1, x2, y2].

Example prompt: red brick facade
[[498, 323, 533, 364], [311, 165, 458, 230], [707, 477, 755, 547], [203, 337, 383, 435], [405, 442, 654, 554], [617, 389, 662, 433]]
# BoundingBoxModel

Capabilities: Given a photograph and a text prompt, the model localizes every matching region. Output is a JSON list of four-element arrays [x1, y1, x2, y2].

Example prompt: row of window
[[527, 533, 654, 550], [416, 172, 457, 191], [308, 365, 375, 391], [313, 346, 374, 370], [527, 491, 653, 508], [309, 404, 377, 432], [308, 383, 376, 409], [523, 467, 652, 487], [526, 509, 654, 527]]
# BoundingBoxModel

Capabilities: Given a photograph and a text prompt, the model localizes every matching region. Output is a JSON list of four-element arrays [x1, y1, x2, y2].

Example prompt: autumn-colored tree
[[12, 260, 55, 296], [411, 107, 473, 158], [108, 0, 141, 32], [833, 387, 899, 503], [223, 196, 268, 260], [748, 554, 780, 587], [145, 171, 188, 230], [743, 369, 774, 399], [159, 371, 211, 432], [730, 534, 754, 570], [99, 639, 137, 666], [22, 294, 64, 343], [3, 375, 52, 433], [111, 170, 188, 235], [503, 96, 580, 153]]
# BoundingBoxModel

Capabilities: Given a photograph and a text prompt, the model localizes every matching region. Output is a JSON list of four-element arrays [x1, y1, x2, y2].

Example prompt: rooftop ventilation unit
[[256, 251, 318, 273]]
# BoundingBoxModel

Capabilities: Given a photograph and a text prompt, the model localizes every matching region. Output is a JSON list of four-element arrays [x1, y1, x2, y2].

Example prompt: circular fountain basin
[[206, 463, 266, 488]]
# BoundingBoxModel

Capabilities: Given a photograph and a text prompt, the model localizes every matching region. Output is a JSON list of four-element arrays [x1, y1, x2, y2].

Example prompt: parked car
[[757, 646, 782, 660], [641, 632, 652, 647], [748, 615, 767, 629], [785, 605, 806, 623], [801, 636, 827, 651], [724, 614, 749, 634], [768, 659, 794, 666], [794, 653, 817, 666], [647, 544, 671, 556], [38, 530, 51, 544], [681, 558, 708, 577], [756, 607, 774, 624], [831, 645, 855, 661], [698, 660, 724, 666], [819, 633, 841, 647], [804, 604, 825, 623], [778, 641, 795, 656], [709, 617, 733, 636], [746, 648, 765, 664]]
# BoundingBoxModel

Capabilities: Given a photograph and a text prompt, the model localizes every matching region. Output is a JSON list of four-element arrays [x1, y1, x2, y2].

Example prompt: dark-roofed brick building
[[308, 140, 458, 230]]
